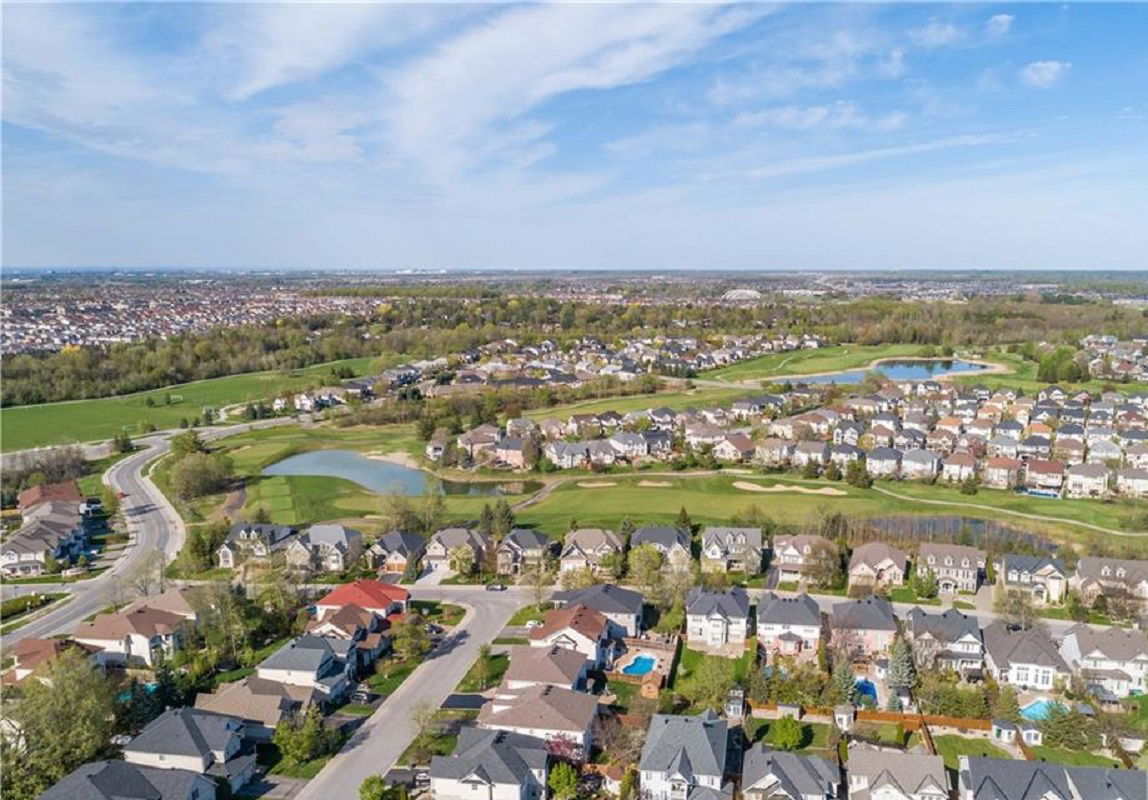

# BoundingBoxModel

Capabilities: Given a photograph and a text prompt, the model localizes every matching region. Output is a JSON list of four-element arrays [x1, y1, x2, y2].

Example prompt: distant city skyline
[[3, 3, 1147, 270]]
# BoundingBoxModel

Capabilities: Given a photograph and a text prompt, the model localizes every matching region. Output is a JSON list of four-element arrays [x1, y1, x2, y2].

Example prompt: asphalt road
[[291, 586, 528, 800]]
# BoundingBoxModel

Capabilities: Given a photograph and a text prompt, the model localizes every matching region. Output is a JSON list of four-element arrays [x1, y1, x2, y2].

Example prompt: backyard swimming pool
[[1021, 698, 1060, 721], [621, 655, 658, 676]]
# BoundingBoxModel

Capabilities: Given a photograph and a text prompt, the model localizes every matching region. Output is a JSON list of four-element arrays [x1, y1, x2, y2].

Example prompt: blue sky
[[3, 2, 1146, 270]]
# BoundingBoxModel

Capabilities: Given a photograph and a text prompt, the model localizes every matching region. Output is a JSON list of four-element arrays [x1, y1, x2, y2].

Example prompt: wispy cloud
[[985, 14, 1015, 38], [1019, 60, 1072, 88], [735, 101, 906, 132], [909, 20, 962, 48]]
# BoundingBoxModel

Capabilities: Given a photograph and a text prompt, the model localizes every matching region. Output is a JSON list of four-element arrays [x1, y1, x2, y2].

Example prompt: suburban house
[[255, 635, 355, 705], [700, 526, 763, 574], [503, 645, 588, 691], [366, 530, 426, 575], [496, 528, 555, 574], [425, 527, 489, 574], [997, 555, 1067, 606], [846, 744, 947, 800], [494, 437, 528, 469], [123, 708, 256, 794], [72, 606, 186, 667], [741, 745, 839, 800], [194, 676, 310, 740], [982, 621, 1070, 691], [903, 607, 984, 676], [477, 683, 599, 751], [1058, 624, 1148, 700], [714, 433, 756, 462], [122, 586, 200, 622], [1116, 467, 1148, 498], [1, 501, 90, 577], [1024, 459, 1066, 493], [429, 728, 549, 800], [685, 587, 750, 657], [916, 544, 985, 594], [848, 542, 908, 590], [982, 457, 1022, 489], [756, 593, 823, 663], [1071, 556, 1148, 608], [957, 756, 1146, 800], [216, 523, 298, 569], [558, 528, 623, 575], [40, 760, 218, 800], [639, 711, 731, 800], [830, 596, 897, 660], [942, 452, 978, 483], [771, 534, 837, 585], [631, 526, 692, 571], [458, 424, 501, 457], [552, 583, 643, 637], [1, 637, 102, 686], [17, 479, 82, 511], [285, 523, 363, 573], [313, 578, 408, 618], [901, 449, 942, 479], [866, 448, 903, 477], [529, 604, 611, 668], [1065, 464, 1110, 499]]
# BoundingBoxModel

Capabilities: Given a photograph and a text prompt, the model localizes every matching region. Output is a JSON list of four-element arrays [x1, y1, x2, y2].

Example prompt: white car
[[524, 620, 543, 630]]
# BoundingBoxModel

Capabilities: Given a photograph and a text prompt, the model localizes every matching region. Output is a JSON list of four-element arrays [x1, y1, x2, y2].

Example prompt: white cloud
[[1019, 60, 1072, 88], [877, 49, 907, 79], [735, 101, 907, 132], [909, 20, 962, 48], [985, 14, 1015, 38], [387, 4, 764, 177], [749, 133, 1016, 178]]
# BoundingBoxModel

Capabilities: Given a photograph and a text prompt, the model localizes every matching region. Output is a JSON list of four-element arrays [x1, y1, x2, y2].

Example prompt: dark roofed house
[[551, 583, 644, 637], [631, 525, 691, 570], [366, 530, 426, 574], [685, 587, 750, 656], [742, 745, 839, 800], [700, 526, 763, 574], [756, 593, 823, 662], [430, 728, 549, 800], [831, 596, 896, 659], [216, 523, 297, 569], [39, 759, 218, 800], [982, 621, 1069, 692], [497, 528, 554, 574], [957, 756, 1145, 800], [639, 710, 731, 800], [122, 708, 256, 794]]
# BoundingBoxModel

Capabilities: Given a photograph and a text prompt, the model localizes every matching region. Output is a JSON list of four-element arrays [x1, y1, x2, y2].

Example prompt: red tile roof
[[18, 481, 82, 510], [316, 579, 409, 611]]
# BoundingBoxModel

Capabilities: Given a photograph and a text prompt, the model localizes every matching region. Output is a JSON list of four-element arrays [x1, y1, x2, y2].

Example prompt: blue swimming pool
[[855, 678, 878, 701], [621, 655, 657, 676], [1021, 699, 1060, 721]]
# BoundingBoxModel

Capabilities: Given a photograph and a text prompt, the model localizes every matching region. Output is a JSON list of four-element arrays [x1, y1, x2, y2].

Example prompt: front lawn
[[456, 652, 509, 693], [410, 600, 466, 627], [507, 603, 552, 626], [399, 710, 479, 766], [886, 586, 941, 606], [368, 658, 418, 696], [259, 739, 344, 780]]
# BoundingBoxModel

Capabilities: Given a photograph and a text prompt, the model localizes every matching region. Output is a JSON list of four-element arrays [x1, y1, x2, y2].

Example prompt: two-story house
[[756, 593, 823, 663], [503, 645, 589, 691], [497, 528, 554, 575], [72, 606, 186, 667], [366, 530, 426, 575], [425, 527, 489, 574], [846, 744, 947, 800], [1071, 556, 1148, 608], [123, 708, 256, 794], [903, 607, 984, 676], [40, 760, 218, 800], [741, 745, 839, 800], [1059, 624, 1148, 700], [997, 555, 1067, 606], [631, 526, 692, 571], [285, 523, 363, 573], [771, 535, 837, 585], [830, 596, 897, 661], [529, 604, 610, 668], [848, 542, 908, 590], [551, 583, 643, 637], [685, 587, 750, 657], [700, 527, 763, 574], [216, 523, 298, 569], [957, 757, 1146, 800], [430, 729, 549, 800], [917, 544, 985, 594], [639, 711, 731, 800], [477, 683, 599, 752], [982, 621, 1070, 691], [256, 635, 355, 706], [558, 528, 623, 575]]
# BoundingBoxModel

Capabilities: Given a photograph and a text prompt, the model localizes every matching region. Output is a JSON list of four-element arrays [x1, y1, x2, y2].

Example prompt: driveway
[[291, 587, 526, 800], [415, 568, 446, 586]]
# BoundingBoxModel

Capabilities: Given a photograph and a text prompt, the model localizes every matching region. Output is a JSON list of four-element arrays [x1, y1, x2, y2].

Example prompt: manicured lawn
[[0, 356, 385, 452], [335, 702, 376, 716], [455, 652, 509, 693], [1036, 606, 1123, 627], [368, 658, 418, 696], [706, 344, 931, 382], [0, 593, 70, 633], [932, 735, 1011, 771], [887, 586, 941, 606], [523, 387, 752, 421], [507, 604, 552, 626], [744, 718, 831, 752], [777, 581, 800, 592], [1029, 746, 1122, 768], [410, 601, 466, 627], [399, 710, 479, 765], [493, 636, 529, 645], [671, 646, 754, 693], [606, 681, 639, 712], [260, 736, 346, 779]]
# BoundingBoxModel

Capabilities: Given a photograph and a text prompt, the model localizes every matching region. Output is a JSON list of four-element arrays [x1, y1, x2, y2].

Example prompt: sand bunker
[[732, 481, 847, 497], [577, 481, 617, 488], [724, 468, 754, 475], [638, 480, 673, 487]]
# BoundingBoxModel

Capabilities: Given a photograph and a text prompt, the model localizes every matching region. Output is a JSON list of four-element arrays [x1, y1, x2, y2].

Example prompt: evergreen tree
[[676, 506, 693, 532], [829, 657, 857, 705], [493, 499, 516, 537], [478, 504, 494, 536], [887, 637, 917, 690], [993, 685, 1022, 723]]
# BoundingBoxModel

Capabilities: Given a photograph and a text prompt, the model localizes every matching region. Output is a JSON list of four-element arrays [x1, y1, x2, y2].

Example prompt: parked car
[[524, 620, 543, 630], [486, 583, 507, 591], [351, 690, 376, 704]]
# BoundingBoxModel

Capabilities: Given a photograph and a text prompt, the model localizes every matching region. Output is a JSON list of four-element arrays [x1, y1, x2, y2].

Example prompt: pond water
[[862, 515, 1058, 554], [791, 358, 988, 385], [262, 449, 542, 496]]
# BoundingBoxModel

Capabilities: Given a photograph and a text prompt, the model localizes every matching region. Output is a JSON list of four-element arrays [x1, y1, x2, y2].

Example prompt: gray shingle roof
[[686, 587, 749, 620], [632, 526, 689, 551], [905, 607, 981, 646], [552, 583, 643, 615], [831, 595, 896, 631], [742, 745, 839, 799], [124, 708, 243, 760], [429, 728, 547, 785], [39, 760, 212, 800], [640, 711, 728, 780], [757, 592, 822, 627], [982, 621, 1069, 673], [959, 756, 1145, 800]]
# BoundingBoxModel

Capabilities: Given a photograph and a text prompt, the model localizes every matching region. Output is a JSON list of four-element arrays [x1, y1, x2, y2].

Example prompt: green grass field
[[1029, 746, 1122, 768], [0, 356, 385, 452], [931, 735, 1011, 770], [706, 344, 931, 383], [523, 386, 752, 420]]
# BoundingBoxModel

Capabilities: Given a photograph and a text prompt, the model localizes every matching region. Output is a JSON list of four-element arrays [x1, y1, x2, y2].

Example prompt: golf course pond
[[263, 449, 542, 496], [794, 358, 988, 385]]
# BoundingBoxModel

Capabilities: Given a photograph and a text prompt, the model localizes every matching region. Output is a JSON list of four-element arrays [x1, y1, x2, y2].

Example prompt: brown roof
[[944, 452, 977, 467], [1027, 459, 1066, 475], [477, 684, 599, 733], [306, 603, 375, 636], [985, 457, 1022, 470], [122, 587, 199, 620], [530, 604, 607, 642], [18, 481, 82, 510], [504, 644, 587, 686], [73, 606, 185, 640], [194, 676, 308, 727]]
